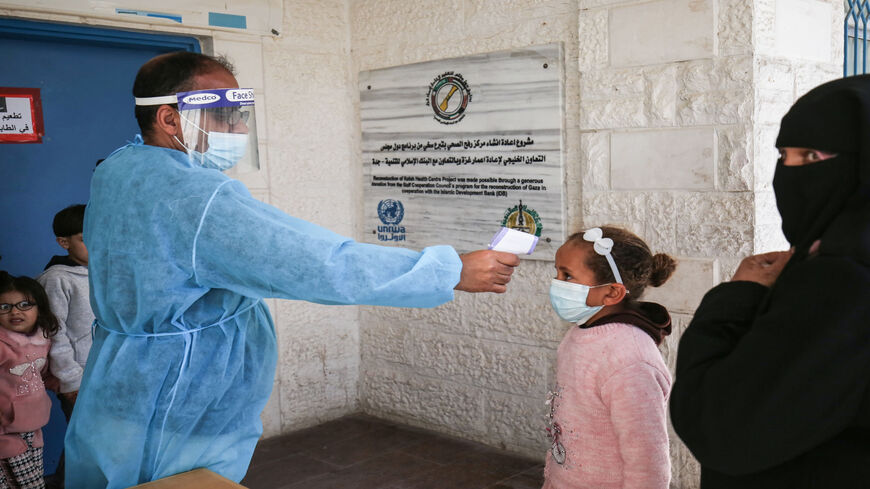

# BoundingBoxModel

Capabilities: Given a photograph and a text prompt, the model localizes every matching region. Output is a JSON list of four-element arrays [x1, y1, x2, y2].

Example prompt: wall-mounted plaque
[[360, 44, 564, 260]]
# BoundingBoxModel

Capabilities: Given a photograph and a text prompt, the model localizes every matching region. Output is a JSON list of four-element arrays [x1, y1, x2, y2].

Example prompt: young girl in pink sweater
[[0, 272, 59, 489], [544, 226, 676, 489]]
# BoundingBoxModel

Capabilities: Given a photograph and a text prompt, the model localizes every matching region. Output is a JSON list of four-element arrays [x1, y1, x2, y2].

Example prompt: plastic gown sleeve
[[669, 258, 870, 475], [191, 180, 462, 307]]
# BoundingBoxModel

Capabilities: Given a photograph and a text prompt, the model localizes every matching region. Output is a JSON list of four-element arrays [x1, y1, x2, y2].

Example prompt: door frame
[[0, 17, 201, 52], [0, 18, 202, 475]]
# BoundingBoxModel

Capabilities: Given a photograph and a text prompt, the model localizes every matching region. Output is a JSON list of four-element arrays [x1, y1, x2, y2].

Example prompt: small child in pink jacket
[[0, 272, 59, 489], [544, 227, 676, 489]]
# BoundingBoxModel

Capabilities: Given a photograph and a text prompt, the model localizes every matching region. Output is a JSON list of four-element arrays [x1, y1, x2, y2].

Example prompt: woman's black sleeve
[[670, 258, 870, 475]]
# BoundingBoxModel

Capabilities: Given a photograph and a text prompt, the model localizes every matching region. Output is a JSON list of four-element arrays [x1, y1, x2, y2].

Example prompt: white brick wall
[[610, 128, 715, 190], [351, 0, 581, 463], [574, 2, 841, 486], [609, 0, 714, 67], [3, 1, 845, 487], [351, 1, 838, 488]]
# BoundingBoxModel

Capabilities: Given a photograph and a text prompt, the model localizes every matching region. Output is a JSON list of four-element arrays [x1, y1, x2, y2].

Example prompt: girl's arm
[[603, 362, 671, 489]]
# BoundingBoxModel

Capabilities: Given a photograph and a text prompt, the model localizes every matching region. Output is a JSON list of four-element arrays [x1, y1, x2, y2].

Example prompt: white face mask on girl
[[549, 279, 610, 325]]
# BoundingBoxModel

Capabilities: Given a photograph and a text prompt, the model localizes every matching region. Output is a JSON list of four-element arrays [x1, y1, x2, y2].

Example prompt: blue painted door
[[0, 18, 199, 475]]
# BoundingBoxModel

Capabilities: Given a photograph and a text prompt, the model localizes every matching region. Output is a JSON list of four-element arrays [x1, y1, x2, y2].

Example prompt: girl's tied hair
[[566, 226, 676, 300], [0, 273, 60, 338]]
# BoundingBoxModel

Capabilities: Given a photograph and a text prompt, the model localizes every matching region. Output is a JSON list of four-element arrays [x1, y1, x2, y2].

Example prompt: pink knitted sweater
[[543, 322, 672, 489]]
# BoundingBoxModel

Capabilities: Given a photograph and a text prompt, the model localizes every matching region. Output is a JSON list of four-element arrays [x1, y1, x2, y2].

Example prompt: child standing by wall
[[36, 204, 92, 417], [0, 272, 59, 489], [544, 226, 676, 489]]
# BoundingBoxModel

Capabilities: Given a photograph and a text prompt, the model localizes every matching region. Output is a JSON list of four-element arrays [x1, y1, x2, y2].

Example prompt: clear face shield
[[135, 88, 259, 172]]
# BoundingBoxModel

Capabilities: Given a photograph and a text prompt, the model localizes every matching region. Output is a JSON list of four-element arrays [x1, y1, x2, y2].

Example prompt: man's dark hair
[[133, 51, 236, 139], [52, 204, 86, 238]]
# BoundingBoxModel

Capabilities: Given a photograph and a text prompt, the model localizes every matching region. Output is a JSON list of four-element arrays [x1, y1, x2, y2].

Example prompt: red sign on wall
[[0, 88, 44, 143]]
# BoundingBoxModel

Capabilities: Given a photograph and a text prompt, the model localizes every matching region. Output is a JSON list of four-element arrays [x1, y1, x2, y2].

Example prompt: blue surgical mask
[[549, 279, 605, 324], [198, 132, 248, 171]]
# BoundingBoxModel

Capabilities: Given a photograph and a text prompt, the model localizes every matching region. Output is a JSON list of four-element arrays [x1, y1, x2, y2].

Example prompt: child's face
[[0, 291, 38, 334], [554, 242, 612, 307], [58, 232, 89, 266], [554, 242, 601, 285]]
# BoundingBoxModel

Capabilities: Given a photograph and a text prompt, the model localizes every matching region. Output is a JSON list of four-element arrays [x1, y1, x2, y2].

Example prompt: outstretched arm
[[194, 180, 517, 307]]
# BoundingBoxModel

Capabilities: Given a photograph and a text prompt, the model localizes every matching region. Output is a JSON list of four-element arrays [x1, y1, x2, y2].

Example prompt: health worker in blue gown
[[65, 51, 519, 489]]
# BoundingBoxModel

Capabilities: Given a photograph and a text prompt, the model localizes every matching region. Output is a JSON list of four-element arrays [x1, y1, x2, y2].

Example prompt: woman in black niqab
[[669, 75, 870, 489], [774, 74, 869, 258]]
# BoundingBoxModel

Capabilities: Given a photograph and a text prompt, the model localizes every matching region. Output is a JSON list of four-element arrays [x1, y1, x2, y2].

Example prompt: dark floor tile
[[486, 464, 545, 489], [403, 435, 487, 465], [283, 451, 440, 489], [280, 472, 335, 489], [246, 414, 544, 489], [305, 424, 431, 468], [241, 453, 338, 489], [252, 414, 393, 466], [458, 450, 540, 478], [385, 463, 507, 489], [345, 450, 442, 483], [402, 432, 539, 478], [248, 436, 304, 467]]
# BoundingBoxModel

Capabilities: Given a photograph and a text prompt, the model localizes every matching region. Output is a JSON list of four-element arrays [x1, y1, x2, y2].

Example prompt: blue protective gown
[[67, 138, 461, 488]]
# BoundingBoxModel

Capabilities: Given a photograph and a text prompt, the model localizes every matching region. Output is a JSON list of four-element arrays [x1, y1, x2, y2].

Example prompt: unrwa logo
[[377, 199, 404, 225]]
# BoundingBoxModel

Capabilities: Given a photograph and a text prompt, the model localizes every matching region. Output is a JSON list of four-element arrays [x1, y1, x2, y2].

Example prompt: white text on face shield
[[181, 93, 221, 105], [226, 89, 255, 103]]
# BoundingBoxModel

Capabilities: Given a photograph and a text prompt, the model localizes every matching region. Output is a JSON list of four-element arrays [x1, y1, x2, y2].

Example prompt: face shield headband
[[135, 88, 259, 172]]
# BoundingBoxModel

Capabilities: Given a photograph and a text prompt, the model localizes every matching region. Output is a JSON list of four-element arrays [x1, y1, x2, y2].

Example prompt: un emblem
[[377, 199, 405, 225]]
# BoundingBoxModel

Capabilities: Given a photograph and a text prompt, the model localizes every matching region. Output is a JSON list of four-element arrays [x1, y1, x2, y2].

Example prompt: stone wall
[[258, 0, 362, 437], [579, 2, 747, 483], [353, 1, 842, 488], [1, 1, 845, 487], [351, 0, 582, 462]]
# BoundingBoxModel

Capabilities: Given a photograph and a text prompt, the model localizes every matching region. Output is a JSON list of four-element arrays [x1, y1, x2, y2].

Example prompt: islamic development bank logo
[[502, 200, 543, 237], [377, 199, 406, 242], [426, 72, 471, 125]]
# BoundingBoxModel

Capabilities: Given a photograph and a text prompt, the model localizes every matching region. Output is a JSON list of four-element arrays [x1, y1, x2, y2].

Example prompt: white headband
[[134, 95, 179, 106], [582, 227, 623, 284]]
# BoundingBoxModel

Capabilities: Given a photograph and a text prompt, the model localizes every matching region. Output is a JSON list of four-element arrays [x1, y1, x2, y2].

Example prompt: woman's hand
[[731, 250, 793, 287]]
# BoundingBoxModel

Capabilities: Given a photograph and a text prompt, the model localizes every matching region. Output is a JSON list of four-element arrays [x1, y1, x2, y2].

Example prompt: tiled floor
[[241, 414, 544, 489]]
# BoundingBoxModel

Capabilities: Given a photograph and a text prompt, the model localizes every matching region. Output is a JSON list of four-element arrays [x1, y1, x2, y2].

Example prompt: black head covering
[[773, 75, 870, 262]]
